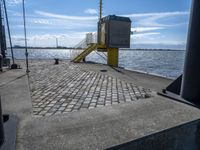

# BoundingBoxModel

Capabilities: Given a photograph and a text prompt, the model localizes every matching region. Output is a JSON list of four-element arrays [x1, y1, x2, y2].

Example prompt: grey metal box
[[98, 15, 131, 48]]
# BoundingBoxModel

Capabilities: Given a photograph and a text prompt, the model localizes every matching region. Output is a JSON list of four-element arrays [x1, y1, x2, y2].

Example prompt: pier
[[1, 60, 200, 149], [1, 0, 200, 149]]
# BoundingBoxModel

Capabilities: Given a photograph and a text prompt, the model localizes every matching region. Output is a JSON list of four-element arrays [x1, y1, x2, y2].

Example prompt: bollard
[[0, 54, 3, 72], [54, 58, 59, 65]]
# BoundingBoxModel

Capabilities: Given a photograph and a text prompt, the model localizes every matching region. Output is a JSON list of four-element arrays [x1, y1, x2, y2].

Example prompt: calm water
[[7, 49, 185, 79]]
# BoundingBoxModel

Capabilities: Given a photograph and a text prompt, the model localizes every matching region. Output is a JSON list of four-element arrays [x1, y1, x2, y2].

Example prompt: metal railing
[[70, 38, 87, 60], [70, 33, 98, 60]]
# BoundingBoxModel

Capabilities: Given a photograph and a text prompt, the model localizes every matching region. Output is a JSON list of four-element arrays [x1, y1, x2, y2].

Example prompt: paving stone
[[45, 113, 53, 116], [61, 103, 68, 107], [47, 104, 54, 107], [64, 108, 72, 112], [89, 106, 95, 109], [28, 60, 152, 117], [58, 107, 66, 111]]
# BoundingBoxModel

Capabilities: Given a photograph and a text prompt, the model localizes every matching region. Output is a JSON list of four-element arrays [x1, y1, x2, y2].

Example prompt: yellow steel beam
[[97, 44, 106, 49], [107, 48, 118, 67], [72, 42, 119, 67]]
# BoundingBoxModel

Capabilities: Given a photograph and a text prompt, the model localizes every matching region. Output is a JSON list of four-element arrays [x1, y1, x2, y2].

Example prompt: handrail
[[70, 32, 97, 60]]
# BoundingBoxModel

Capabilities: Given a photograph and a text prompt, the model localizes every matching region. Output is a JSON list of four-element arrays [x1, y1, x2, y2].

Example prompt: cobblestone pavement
[[28, 60, 152, 117]]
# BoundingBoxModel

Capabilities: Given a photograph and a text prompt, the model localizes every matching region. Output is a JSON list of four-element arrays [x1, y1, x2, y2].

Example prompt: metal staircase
[[70, 38, 87, 60], [71, 43, 97, 63]]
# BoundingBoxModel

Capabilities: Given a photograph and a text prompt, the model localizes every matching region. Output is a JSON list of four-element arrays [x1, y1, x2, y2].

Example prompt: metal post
[[22, 0, 29, 73], [3, 0, 14, 64], [0, 54, 3, 71], [0, 1, 5, 59], [180, 0, 200, 103], [0, 2, 3, 57], [99, 0, 102, 20]]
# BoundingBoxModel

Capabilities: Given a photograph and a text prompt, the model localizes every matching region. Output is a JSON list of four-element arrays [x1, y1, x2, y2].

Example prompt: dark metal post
[[3, 0, 14, 64], [0, 2, 3, 57], [99, 0, 102, 20], [0, 1, 5, 59], [22, 0, 29, 73], [0, 54, 3, 71], [180, 0, 200, 103]]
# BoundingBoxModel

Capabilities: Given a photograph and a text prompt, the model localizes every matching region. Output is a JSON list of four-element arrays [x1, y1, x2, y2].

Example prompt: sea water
[[7, 49, 185, 79]]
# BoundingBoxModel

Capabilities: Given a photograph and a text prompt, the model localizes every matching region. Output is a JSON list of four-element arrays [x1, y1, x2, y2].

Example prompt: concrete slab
[[16, 96, 200, 150]]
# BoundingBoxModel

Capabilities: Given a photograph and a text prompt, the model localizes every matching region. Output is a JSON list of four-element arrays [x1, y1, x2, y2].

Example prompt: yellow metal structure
[[107, 48, 119, 67], [72, 1, 129, 67], [72, 0, 120, 66], [72, 43, 97, 63], [72, 42, 119, 67]]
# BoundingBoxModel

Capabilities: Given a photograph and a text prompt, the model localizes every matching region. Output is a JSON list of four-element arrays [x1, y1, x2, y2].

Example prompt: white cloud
[[84, 9, 98, 15], [30, 18, 96, 28], [131, 27, 164, 33], [31, 10, 188, 31], [132, 32, 161, 39], [124, 11, 188, 18], [10, 10, 188, 47], [33, 19, 54, 25], [128, 11, 189, 47], [7, 0, 22, 6], [35, 10, 98, 21], [126, 11, 189, 27], [18, 10, 98, 30], [131, 32, 185, 46], [12, 32, 90, 47]]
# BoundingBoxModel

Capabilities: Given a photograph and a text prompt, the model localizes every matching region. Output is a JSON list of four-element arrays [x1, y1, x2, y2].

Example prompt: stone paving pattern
[[28, 60, 152, 117]]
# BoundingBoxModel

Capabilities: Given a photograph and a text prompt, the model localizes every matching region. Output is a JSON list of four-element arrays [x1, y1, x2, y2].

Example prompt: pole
[[56, 38, 58, 48], [0, 1, 7, 59], [99, 0, 102, 20], [180, 0, 200, 103], [0, 1, 4, 57], [3, 0, 14, 64], [22, 0, 29, 73]]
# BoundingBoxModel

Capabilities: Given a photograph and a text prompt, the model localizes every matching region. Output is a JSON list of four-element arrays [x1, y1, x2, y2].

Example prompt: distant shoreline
[[11, 47, 73, 50], [10, 47, 185, 51]]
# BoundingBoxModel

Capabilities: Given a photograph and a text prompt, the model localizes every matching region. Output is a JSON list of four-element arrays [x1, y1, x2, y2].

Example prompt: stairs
[[71, 43, 97, 63]]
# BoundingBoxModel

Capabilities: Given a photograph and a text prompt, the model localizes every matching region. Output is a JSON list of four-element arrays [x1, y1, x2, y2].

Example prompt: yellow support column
[[107, 48, 118, 67]]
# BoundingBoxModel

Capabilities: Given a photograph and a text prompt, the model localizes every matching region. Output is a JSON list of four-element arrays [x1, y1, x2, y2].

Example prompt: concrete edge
[[107, 119, 200, 150]]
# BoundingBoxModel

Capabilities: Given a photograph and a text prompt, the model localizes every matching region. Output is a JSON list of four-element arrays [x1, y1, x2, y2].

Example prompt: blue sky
[[6, 0, 191, 49]]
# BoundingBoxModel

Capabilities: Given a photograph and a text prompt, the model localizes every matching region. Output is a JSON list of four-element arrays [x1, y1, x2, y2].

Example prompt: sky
[[5, 0, 192, 49]]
